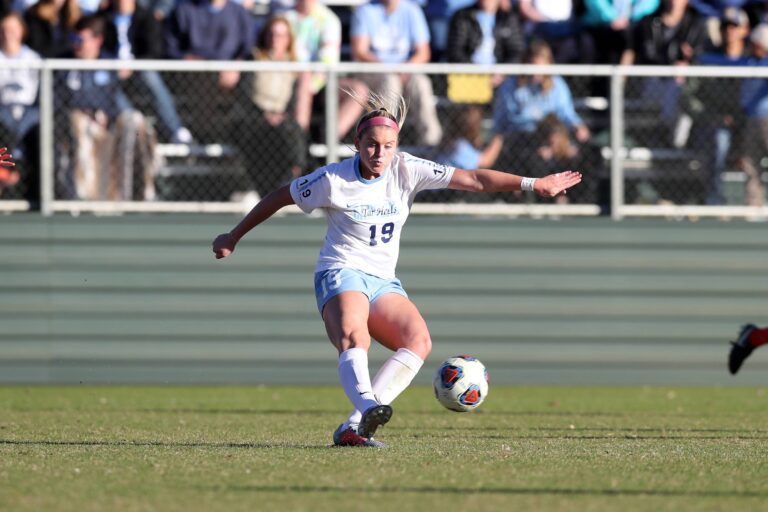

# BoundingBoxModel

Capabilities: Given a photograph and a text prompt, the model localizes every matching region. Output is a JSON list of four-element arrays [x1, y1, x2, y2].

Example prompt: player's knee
[[335, 325, 372, 353], [409, 335, 432, 360]]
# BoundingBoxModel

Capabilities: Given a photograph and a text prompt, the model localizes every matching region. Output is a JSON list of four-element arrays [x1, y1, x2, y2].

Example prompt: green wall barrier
[[2, 214, 767, 385]]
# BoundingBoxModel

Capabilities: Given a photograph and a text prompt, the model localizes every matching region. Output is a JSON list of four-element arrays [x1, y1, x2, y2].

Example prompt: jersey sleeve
[[404, 153, 455, 194], [290, 167, 332, 213]]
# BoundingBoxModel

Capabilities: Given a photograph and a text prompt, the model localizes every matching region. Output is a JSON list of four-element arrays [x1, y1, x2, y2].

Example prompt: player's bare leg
[[323, 291, 390, 446], [340, 293, 431, 438]]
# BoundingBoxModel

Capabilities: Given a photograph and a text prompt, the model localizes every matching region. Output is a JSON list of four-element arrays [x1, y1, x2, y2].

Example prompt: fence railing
[[2, 59, 768, 220]]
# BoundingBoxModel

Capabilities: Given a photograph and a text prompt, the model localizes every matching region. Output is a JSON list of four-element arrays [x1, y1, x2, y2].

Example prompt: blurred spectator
[[447, 0, 525, 65], [690, 1, 768, 45], [493, 41, 590, 171], [685, 6, 749, 204], [57, 15, 157, 200], [580, 0, 660, 99], [627, 0, 707, 147], [0, 11, 39, 202], [747, 0, 768, 25], [518, 0, 581, 63], [688, 0, 752, 48], [8, 0, 35, 14], [24, 0, 82, 57], [231, 15, 307, 198], [99, 0, 192, 143], [77, 0, 101, 15], [531, 113, 594, 202], [689, 0, 753, 20], [350, 0, 443, 145], [535, 113, 579, 163], [431, 104, 503, 168], [268, 0, 295, 12], [445, 0, 525, 104], [424, 0, 476, 61], [164, 0, 254, 90], [283, 0, 368, 141], [628, 0, 706, 66], [136, 0, 176, 21], [738, 23, 768, 206], [581, 0, 661, 63], [420, 103, 502, 202], [494, 41, 589, 137]]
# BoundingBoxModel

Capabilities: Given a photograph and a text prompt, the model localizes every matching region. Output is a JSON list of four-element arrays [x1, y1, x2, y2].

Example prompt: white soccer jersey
[[290, 152, 455, 279]]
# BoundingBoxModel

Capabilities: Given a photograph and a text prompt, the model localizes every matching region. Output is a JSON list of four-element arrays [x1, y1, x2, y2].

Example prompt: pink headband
[[356, 116, 400, 136]]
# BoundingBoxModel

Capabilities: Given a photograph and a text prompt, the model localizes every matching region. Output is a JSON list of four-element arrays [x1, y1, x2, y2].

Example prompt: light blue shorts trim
[[314, 268, 408, 315]]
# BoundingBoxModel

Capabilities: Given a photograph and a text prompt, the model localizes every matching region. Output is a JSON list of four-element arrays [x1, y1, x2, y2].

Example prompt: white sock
[[338, 348, 379, 422], [344, 348, 424, 428]]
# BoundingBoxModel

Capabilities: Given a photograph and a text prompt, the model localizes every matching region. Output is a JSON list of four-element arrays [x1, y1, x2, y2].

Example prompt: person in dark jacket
[[23, 0, 81, 57], [164, 0, 254, 90], [447, 0, 525, 64], [629, 0, 707, 66], [627, 0, 707, 146], [57, 15, 157, 201], [99, 0, 192, 143]]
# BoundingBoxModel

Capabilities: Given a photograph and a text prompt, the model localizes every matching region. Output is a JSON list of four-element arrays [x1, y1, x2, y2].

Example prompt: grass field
[[2, 385, 767, 512]]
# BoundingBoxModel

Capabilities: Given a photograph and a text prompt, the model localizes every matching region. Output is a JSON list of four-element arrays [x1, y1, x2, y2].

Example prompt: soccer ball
[[433, 355, 489, 412]]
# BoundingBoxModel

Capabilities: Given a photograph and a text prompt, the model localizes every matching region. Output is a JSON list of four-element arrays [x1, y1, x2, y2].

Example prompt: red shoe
[[332, 424, 387, 448]]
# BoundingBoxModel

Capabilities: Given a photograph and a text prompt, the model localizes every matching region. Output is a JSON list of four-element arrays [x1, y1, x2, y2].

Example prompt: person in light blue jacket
[[493, 40, 590, 175], [493, 40, 590, 140]]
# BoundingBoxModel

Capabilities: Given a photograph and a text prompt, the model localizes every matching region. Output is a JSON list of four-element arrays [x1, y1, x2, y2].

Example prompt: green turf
[[2, 386, 767, 512]]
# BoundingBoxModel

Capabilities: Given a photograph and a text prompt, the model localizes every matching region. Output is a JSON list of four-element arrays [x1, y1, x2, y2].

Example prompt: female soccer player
[[212, 93, 582, 447]]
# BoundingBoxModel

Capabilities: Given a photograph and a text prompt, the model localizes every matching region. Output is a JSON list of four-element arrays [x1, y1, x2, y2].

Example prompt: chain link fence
[[1, 60, 767, 218]]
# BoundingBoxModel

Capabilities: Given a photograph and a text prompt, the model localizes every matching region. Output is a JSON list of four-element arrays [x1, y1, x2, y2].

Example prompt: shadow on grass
[[393, 426, 768, 432], [433, 434, 768, 440], [213, 484, 768, 499], [12, 408, 663, 419], [0, 439, 328, 450], [135, 408, 343, 416], [128, 408, 630, 418]]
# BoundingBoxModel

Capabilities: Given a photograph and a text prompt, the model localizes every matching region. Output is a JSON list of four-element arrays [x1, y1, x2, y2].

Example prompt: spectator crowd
[[1, 0, 768, 207]]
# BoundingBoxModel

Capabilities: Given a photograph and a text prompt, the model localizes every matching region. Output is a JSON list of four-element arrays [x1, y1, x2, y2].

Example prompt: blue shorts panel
[[314, 268, 408, 315]]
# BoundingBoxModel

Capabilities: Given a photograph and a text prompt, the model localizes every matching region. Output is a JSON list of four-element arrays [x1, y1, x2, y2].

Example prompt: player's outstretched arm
[[449, 168, 582, 197], [212, 184, 295, 259], [0, 147, 15, 168]]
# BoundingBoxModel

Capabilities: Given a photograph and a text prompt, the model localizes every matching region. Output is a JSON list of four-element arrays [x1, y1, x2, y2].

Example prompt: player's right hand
[[212, 233, 236, 259], [0, 147, 15, 167]]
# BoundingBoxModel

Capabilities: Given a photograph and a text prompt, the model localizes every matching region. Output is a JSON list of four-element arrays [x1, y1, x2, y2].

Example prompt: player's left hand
[[0, 147, 15, 168], [534, 170, 582, 198]]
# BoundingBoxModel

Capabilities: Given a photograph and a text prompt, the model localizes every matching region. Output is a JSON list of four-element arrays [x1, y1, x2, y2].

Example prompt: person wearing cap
[[211, 90, 583, 448], [690, 6, 750, 204], [739, 23, 768, 206], [688, 1, 753, 48]]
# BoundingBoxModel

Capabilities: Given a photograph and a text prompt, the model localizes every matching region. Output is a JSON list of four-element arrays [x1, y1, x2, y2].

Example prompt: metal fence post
[[324, 69, 339, 165], [610, 67, 625, 221], [39, 63, 54, 216]]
